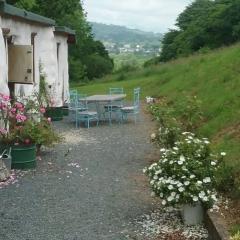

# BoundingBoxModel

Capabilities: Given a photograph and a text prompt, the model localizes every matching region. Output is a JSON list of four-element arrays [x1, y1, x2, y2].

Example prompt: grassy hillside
[[74, 43, 240, 180]]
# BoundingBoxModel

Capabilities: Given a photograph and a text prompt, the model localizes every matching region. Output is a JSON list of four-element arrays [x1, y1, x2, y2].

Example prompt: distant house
[[0, 0, 75, 106]]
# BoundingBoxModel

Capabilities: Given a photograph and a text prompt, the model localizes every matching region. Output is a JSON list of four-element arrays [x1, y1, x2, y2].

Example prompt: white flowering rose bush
[[144, 132, 224, 208]]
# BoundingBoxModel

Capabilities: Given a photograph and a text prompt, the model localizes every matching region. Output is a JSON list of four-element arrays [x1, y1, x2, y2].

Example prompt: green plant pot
[[62, 106, 69, 116], [45, 107, 63, 121], [11, 144, 36, 169]]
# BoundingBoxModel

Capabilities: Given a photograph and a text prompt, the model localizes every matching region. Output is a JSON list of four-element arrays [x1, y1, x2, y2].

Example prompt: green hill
[[74, 43, 240, 193], [90, 22, 162, 46]]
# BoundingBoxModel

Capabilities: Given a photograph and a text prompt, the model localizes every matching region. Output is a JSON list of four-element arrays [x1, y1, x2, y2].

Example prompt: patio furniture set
[[68, 87, 140, 128]]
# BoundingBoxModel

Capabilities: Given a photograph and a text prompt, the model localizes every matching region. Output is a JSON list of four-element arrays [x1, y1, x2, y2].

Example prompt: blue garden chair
[[75, 96, 99, 128], [69, 92, 87, 122], [104, 87, 124, 125], [121, 87, 140, 123]]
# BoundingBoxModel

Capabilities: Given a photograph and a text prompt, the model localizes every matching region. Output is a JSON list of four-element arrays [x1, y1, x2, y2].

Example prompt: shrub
[[144, 132, 224, 208], [174, 95, 204, 132]]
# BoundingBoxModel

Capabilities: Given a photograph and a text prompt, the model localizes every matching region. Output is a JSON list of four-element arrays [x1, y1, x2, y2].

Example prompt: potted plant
[[144, 132, 222, 225], [0, 94, 37, 169]]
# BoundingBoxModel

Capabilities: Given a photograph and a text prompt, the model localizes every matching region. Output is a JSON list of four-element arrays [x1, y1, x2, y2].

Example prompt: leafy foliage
[[159, 0, 240, 62]]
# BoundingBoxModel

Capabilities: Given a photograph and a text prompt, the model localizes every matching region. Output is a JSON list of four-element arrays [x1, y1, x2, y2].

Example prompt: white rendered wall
[[54, 34, 69, 106], [0, 17, 9, 95], [1, 17, 63, 106]]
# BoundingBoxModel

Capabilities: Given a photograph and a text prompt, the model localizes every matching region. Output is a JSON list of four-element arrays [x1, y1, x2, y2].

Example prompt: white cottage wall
[[54, 34, 69, 106], [0, 19, 9, 95], [1, 18, 59, 103]]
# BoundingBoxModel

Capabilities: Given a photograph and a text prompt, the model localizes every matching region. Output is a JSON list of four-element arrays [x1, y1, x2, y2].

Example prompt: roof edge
[[54, 26, 75, 35]]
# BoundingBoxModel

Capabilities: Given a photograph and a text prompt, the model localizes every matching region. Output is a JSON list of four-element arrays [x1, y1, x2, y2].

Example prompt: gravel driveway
[[0, 112, 159, 240]]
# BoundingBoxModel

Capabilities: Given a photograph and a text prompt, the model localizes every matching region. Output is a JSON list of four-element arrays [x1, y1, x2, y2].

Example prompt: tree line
[[158, 0, 240, 63], [6, 0, 114, 82]]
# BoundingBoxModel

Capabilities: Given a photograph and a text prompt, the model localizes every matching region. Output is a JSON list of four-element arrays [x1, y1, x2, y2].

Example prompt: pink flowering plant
[[0, 94, 29, 145], [0, 93, 61, 150], [144, 132, 225, 208]]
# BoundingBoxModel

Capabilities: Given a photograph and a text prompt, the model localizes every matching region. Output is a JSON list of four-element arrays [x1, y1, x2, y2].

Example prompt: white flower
[[169, 160, 174, 165], [167, 196, 174, 202], [178, 187, 185, 192], [153, 175, 158, 180], [168, 185, 174, 190], [199, 191, 205, 199], [197, 181, 203, 185], [162, 200, 167, 206], [173, 147, 179, 151], [155, 170, 162, 175], [203, 177, 211, 183], [221, 152, 226, 156], [171, 192, 176, 197], [176, 194, 180, 199], [211, 194, 217, 201], [211, 161, 217, 166], [178, 160, 183, 165], [151, 133, 156, 140], [143, 168, 147, 173], [190, 175, 195, 179], [203, 196, 208, 202], [160, 148, 166, 152], [160, 193, 163, 198], [177, 182, 183, 187], [204, 140, 210, 144], [184, 181, 190, 186], [193, 196, 198, 202], [180, 155, 185, 162]]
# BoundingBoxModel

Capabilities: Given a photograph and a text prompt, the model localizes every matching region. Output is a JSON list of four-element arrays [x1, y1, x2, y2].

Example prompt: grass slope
[[74, 44, 240, 175]]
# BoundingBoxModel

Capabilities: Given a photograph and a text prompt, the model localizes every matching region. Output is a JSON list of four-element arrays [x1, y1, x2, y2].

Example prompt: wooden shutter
[[8, 45, 33, 84]]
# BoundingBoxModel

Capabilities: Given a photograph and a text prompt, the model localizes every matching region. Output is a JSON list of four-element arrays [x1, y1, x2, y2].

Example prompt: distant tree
[[157, 0, 240, 63]]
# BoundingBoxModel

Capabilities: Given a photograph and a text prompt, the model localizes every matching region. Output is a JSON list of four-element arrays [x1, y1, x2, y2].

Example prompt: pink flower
[[0, 94, 10, 101], [10, 108, 17, 113], [16, 114, 27, 122], [2, 95, 10, 101], [40, 107, 46, 114], [0, 103, 7, 110], [47, 117, 51, 123], [15, 102, 23, 109]]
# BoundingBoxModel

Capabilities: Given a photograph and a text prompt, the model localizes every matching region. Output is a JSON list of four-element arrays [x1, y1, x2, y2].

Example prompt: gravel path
[[0, 111, 159, 240]]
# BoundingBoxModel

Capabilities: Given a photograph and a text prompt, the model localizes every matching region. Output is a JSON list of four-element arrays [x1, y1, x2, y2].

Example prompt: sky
[[83, 0, 194, 33]]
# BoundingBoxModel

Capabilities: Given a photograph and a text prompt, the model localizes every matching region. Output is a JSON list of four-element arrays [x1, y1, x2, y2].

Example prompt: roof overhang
[[54, 26, 76, 44], [0, 0, 55, 26]]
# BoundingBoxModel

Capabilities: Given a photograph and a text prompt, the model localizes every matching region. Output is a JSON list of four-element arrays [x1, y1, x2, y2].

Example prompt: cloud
[[83, 0, 193, 33]]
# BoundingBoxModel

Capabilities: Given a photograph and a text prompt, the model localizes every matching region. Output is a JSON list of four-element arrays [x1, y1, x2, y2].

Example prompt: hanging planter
[[181, 202, 204, 225], [45, 107, 63, 121], [11, 144, 36, 169]]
